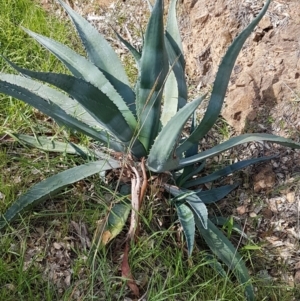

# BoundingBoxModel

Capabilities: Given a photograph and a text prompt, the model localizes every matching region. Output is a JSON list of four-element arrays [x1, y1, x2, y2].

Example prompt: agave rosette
[[1, 0, 298, 299]]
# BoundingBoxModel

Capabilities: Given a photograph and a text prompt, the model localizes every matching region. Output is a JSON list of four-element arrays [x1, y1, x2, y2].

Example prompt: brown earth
[[181, 0, 300, 134]]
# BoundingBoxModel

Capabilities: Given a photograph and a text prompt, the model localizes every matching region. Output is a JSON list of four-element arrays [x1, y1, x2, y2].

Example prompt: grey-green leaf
[[0, 160, 120, 229], [114, 30, 141, 67], [179, 133, 300, 169], [175, 202, 195, 256], [137, 0, 169, 150], [166, 185, 208, 229], [57, 0, 135, 108], [0, 74, 125, 152], [22, 27, 137, 127], [161, 70, 179, 126], [10, 133, 108, 159], [196, 183, 239, 204], [9, 65, 134, 143], [148, 95, 206, 172], [183, 155, 277, 188], [177, 0, 271, 154], [195, 218, 254, 301]]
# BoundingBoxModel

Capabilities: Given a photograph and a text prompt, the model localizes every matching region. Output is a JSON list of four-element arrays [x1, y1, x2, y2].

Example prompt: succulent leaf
[[179, 133, 300, 169], [175, 202, 195, 256], [166, 185, 208, 229], [195, 218, 255, 301], [114, 30, 141, 67], [177, 0, 271, 154], [148, 95, 206, 172], [57, 0, 135, 113], [9, 65, 134, 143], [0, 159, 120, 229], [161, 70, 179, 126], [137, 0, 169, 150], [0, 74, 126, 152], [183, 155, 277, 188], [10, 133, 107, 158], [210, 216, 249, 240], [22, 27, 137, 130], [93, 199, 131, 248], [196, 184, 239, 204], [165, 0, 187, 109], [166, 0, 183, 55]]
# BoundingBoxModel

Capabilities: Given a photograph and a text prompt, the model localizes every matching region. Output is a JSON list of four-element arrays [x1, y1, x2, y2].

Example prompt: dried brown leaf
[[121, 242, 139, 297]]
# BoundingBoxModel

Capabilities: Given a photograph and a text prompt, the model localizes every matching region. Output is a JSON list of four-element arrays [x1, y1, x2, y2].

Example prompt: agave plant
[[0, 0, 299, 299]]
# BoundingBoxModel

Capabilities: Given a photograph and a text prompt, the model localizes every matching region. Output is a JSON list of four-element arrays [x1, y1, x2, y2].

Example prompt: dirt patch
[[180, 0, 300, 134]]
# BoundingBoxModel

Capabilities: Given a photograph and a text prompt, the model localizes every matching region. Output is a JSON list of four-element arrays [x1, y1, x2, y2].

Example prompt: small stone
[[53, 242, 62, 250], [247, 110, 257, 121], [249, 212, 257, 218], [286, 191, 295, 203], [237, 205, 248, 215]]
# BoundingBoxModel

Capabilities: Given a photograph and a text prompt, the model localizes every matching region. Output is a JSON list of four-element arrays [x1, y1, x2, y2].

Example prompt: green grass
[[0, 0, 298, 300]]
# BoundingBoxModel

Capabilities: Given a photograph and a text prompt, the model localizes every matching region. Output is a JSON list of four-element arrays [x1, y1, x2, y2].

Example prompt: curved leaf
[[175, 202, 195, 256], [57, 0, 136, 113], [3, 57, 102, 129], [93, 199, 131, 248], [177, 0, 271, 154], [183, 155, 277, 188], [164, 38, 187, 110], [205, 253, 227, 278], [178, 133, 300, 169], [137, 0, 169, 150], [8, 64, 134, 143], [0, 74, 126, 152], [175, 114, 202, 186], [161, 70, 178, 126], [196, 184, 239, 204], [210, 216, 249, 240], [166, 0, 183, 55], [176, 159, 206, 187], [147, 95, 206, 172], [114, 30, 141, 67], [166, 185, 207, 229], [195, 218, 254, 301], [0, 159, 120, 229], [10, 133, 109, 159], [22, 28, 137, 130], [165, 0, 187, 109]]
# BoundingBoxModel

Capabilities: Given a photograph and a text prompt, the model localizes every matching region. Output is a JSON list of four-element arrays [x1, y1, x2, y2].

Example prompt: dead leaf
[[121, 242, 139, 297]]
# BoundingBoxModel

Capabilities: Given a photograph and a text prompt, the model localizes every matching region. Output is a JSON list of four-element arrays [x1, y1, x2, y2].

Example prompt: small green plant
[[0, 0, 299, 299]]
